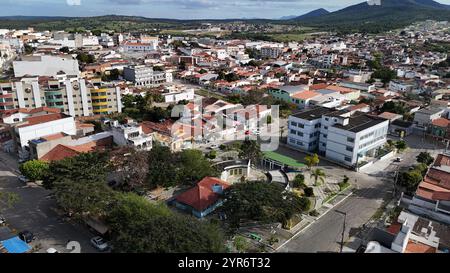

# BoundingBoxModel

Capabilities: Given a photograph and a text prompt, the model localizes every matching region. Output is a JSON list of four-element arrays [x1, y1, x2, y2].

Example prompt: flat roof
[[263, 151, 305, 168], [291, 107, 336, 121], [333, 114, 388, 133]]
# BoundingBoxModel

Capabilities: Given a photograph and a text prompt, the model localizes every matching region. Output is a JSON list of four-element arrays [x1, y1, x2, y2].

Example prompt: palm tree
[[311, 168, 326, 186], [304, 153, 320, 170]]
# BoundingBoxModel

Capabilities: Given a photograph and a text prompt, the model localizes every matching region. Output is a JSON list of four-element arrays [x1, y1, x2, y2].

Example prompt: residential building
[[0, 77, 122, 117], [110, 120, 153, 151], [13, 55, 80, 77], [288, 106, 389, 167], [268, 85, 308, 102], [123, 65, 172, 87], [11, 111, 77, 159], [173, 177, 231, 218], [407, 153, 450, 224], [261, 46, 283, 59]]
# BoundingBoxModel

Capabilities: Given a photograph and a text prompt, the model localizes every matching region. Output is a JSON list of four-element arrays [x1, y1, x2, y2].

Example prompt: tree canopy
[[221, 181, 311, 228], [19, 160, 49, 181], [107, 193, 225, 253]]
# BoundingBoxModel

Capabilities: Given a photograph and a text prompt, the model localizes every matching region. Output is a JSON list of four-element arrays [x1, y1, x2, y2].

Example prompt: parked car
[[0, 216, 5, 225], [90, 236, 109, 251], [210, 144, 219, 149], [18, 175, 29, 183], [46, 248, 59, 253], [18, 230, 36, 243]]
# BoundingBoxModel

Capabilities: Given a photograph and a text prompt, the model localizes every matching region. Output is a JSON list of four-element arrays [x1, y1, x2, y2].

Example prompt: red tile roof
[[17, 113, 68, 128], [405, 241, 436, 253], [175, 177, 230, 212], [292, 91, 320, 100], [40, 142, 100, 162], [432, 118, 450, 128]]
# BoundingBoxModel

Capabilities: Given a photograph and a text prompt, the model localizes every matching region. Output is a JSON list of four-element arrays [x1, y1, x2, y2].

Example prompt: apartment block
[[13, 55, 80, 77], [123, 65, 172, 87], [0, 77, 122, 117], [288, 106, 389, 167]]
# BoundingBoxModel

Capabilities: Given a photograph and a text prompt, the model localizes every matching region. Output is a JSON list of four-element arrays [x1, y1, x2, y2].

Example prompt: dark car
[[18, 230, 36, 243]]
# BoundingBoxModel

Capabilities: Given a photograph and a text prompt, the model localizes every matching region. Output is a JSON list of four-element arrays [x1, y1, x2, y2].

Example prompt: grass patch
[[323, 192, 338, 204], [268, 33, 312, 42], [195, 89, 225, 100]]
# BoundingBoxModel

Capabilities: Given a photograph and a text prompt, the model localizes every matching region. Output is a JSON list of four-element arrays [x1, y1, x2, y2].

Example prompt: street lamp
[[335, 210, 347, 253]]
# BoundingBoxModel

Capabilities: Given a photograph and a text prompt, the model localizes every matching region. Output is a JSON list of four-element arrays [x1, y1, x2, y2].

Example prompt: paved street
[[277, 135, 446, 253], [0, 152, 98, 253]]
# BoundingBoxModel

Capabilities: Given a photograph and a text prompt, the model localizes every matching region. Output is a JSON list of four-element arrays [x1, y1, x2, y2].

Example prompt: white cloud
[[66, 0, 81, 6]]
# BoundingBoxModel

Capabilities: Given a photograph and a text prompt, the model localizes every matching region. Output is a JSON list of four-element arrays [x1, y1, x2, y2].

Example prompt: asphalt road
[[0, 156, 98, 253], [278, 134, 447, 253]]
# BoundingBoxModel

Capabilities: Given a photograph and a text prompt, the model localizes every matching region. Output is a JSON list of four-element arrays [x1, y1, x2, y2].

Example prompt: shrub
[[309, 210, 320, 217], [19, 160, 49, 181], [304, 187, 314, 197]]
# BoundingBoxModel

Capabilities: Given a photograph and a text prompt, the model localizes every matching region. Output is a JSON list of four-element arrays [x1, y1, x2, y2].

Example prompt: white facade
[[111, 121, 153, 151], [13, 55, 80, 77], [288, 107, 389, 167], [14, 115, 76, 153], [162, 88, 195, 103]]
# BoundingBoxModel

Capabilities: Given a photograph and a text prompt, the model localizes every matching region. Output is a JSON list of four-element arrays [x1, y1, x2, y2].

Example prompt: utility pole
[[336, 210, 347, 253]]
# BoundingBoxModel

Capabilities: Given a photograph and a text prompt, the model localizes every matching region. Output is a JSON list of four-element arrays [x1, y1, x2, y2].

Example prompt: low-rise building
[[110, 120, 153, 151]]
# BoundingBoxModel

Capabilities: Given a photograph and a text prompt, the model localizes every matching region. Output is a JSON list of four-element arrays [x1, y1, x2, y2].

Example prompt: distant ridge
[[294, 8, 330, 20]]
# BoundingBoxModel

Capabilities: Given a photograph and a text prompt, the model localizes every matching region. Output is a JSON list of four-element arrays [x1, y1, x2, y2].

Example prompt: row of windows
[[358, 136, 385, 150], [290, 121, 304, 128]]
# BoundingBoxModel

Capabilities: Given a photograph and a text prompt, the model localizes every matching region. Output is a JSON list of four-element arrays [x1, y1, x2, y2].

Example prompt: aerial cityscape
[[0, 0, 450, 260]]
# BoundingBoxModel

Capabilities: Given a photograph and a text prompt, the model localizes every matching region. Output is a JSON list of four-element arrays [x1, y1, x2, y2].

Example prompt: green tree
[[43, 152, 109, 190], [304, 153, 320, 170], [395, 140, 408, 152], [239, 140, 262, 165], [19, 160, 49, 181], [292, 174, 305, 189], [416, 152, 434, 166], [54, 178, 114, 217], [59, 46, 70, 53], [222, 181, 311, 228], [233, 235, 248, 253], [177, 149, 218, 186], [147, 145, 178, 189], [24, 44, 34, 54], [107, 193, 225, 253], [371, 67, 396, 85], [399, 171, 423, 193], [310, 168, 326, 186]]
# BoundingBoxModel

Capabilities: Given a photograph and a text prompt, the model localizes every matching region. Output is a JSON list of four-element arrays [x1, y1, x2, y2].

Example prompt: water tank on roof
[[212, 184, 223, 194]]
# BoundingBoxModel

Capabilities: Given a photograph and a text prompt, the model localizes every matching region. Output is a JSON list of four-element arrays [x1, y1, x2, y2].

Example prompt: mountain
[[294, 0, 450, 32], [294, 8, 330, 20], [278, 15, 298, 20]]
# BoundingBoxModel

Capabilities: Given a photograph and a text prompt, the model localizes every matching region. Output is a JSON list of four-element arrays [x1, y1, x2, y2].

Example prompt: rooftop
[[333, 113, 388, 133], [290, 107, 337, 121]]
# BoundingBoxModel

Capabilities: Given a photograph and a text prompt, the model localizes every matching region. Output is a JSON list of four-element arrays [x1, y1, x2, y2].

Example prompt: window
[[310, 134, 314, 138], [325, 118, 329, 121], [297, 141, 303, 146], [315, 123, 321, 128], [346, 146, 353, 152], [289, 139, 296, 144], [290, 129, 297, 135], [322, 143, 326, 147], [298, 124, 304, 129], [347, 137, 355, 143], [323, 134, 327, 138], [297, 132, 304, 137], [291, 121, 298, 127], [345, 157, 352, 162], [324, 126, 328, 130]]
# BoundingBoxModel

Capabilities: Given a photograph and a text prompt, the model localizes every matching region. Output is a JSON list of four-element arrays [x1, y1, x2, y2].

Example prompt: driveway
[[0, 153, 98, 253]]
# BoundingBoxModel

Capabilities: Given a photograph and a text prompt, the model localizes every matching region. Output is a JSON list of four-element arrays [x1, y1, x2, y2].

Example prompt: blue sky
[[1, 0, 450, 19]]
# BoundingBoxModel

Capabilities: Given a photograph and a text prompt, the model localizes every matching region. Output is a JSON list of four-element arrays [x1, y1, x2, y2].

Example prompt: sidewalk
[[0, 151, 20, 174], [275, 187, 353, 251]]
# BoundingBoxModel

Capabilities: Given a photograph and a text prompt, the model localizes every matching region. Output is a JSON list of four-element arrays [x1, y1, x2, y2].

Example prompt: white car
[[46, 248, 59, 253], [210, 144, 219, 149], [18, 175, 29, 183], [90, 236, 109, 252]]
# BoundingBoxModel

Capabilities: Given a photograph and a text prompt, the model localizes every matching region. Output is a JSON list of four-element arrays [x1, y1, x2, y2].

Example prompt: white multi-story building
[[288, 107, 389, 167], [123, 65, 172, 87], [261, 46, 283, 59], [0, 77, 122, 117], [161, 86, 195, 103], [12, 112, 76, 159], [110, 120, 153, 151], [13, 55, 80, 77]]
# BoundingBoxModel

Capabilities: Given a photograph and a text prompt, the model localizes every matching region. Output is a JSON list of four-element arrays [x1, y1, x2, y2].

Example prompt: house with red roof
[[408, 153, 450, 225], [173, 177, 231, 218]]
